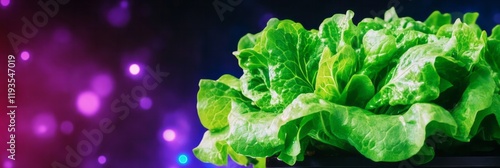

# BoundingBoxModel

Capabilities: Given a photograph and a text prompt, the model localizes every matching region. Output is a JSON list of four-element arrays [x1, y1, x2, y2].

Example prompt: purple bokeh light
[[60, 121, 74, 135], [32, 113, 57, 138], [129, 64, 140, 75], [98, 155, 107, 165], [91, 74, 114, 97], [140, 97, 152, 110], [0, 0, 10, 7], [21, 51, 30, 61], [107, 4, 130, 28], [76, 91, 101, 116], [120, 0, 128, 8], [161, 111, 191, 149], [3, 160, 13, 168], [163, 129, 176, 142]]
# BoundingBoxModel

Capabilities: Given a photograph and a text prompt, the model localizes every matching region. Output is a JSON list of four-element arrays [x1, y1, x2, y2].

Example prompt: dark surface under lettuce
[[267, 137, 500, 167], [193, 7, 500, 167]]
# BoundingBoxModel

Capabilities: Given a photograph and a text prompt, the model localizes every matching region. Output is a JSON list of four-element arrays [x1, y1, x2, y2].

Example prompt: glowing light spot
[[120, 0, 128, 8], [91, 74, 114, 97], [3, 160, 13, 168], [1, 0, 10, 7], [129, 64, 140, 75], [60, 121, 74, 135], [37, 125, 47, 134], [140, 97, 152, 110], [494, 13, 500, 24], [163, 129, 176, 142], [98, 155, 107, 164], [21, 51, 30, 61], [107, 5, 130, 27], [32, 113, 57, 138], [76, 91, 101, 116], [178, 154, 188, 165]]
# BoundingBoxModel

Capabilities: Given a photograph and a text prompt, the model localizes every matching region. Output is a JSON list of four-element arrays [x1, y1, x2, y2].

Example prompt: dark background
[[0, 0, 499, 167]]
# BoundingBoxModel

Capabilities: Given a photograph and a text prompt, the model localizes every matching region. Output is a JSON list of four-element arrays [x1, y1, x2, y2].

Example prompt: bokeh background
[[0, 0, 499, 167]]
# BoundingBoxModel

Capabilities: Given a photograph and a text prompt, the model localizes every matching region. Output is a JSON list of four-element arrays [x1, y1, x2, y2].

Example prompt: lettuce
[[193, 7, 500, 167]]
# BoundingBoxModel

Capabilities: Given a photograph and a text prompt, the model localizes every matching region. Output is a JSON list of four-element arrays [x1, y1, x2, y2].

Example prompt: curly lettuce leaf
[[217, 74, 242, 91], [486, 26, 500, 93], [359, 29, 397, 78], [366, 42, 449, 109], [448, 20, 486, 71], [339, 74, 375, 108], [469, 94, 500, 140], [451, 66, 496, 141], [193, 128, 230, 165], [319, 10, 360, 52], [227, 103, 284, 157], [357, 18, 385, 38], [393, 29, 433, 56], [424, 11, 451, 33], [235, 19, 322, 112], [237, 33, 261, 50], [193, 127, 253, 166], [197, 78, 251, 130], [490, 25, 500, 40], [314, 45, 357, 103]]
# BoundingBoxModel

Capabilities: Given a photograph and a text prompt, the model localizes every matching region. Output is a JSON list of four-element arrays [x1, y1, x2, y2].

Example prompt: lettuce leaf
[[235, 19, 322, 112], [314, 45, 357, 103]]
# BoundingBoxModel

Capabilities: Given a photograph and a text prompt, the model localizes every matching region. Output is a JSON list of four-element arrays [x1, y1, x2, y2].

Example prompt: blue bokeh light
[[178, 154, 188, 165]]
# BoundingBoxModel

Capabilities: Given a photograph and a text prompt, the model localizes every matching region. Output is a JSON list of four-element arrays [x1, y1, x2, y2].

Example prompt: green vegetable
[[193, 7, 500, 167]]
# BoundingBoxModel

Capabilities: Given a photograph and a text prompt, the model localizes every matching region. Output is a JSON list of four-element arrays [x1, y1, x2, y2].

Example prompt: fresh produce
[[193, 7, 500, 167]]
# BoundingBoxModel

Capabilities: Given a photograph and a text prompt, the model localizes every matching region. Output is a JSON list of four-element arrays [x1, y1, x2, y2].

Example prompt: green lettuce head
[[193, 7, 500, 167]]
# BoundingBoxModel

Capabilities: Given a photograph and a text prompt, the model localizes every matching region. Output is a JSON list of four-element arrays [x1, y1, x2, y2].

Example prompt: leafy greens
[[193, 7, 500, 167]]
